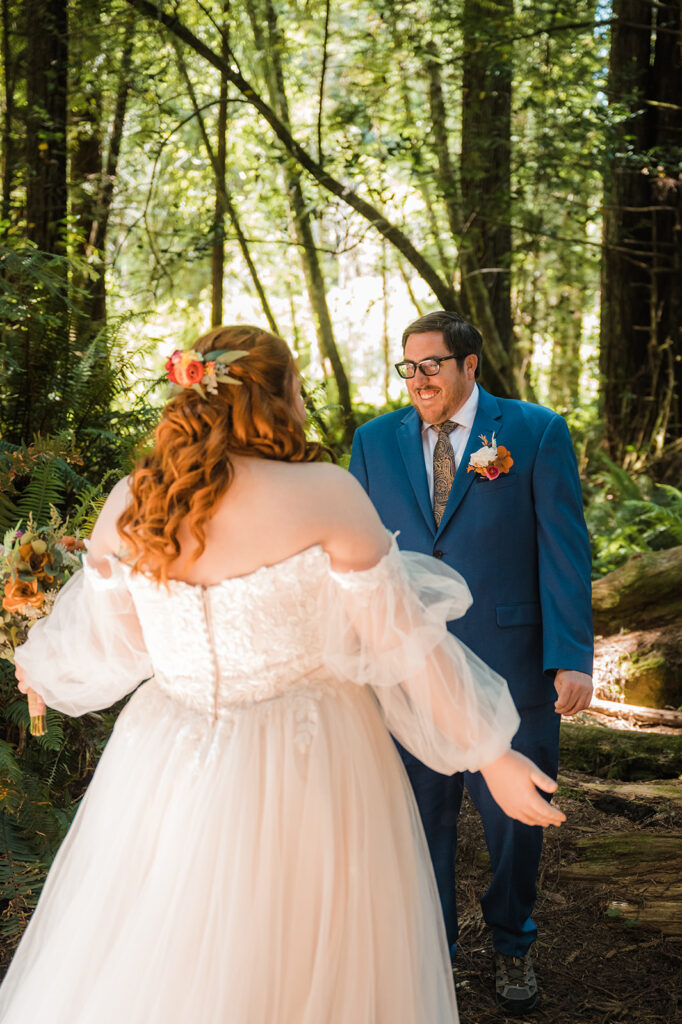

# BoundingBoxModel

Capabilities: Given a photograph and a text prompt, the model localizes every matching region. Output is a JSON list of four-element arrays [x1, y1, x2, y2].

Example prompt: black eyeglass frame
[[394, 354, 458, 379]]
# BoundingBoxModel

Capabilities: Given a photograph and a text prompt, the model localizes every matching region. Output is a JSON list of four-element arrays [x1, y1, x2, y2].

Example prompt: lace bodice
[[127, 546, 331, 715], [15, 533, 520, 774]]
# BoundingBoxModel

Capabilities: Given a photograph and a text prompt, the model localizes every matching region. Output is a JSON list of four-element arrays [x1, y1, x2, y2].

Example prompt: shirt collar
[[420, 383, 480, 435]]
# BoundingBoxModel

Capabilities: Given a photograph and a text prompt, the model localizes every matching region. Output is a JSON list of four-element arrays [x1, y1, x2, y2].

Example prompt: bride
[[0, 324, 563, 1023]]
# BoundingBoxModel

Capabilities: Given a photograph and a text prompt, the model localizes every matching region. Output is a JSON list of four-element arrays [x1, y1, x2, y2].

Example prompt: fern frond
[[0, 493, 20, 534], [16, 462, 66, 526]]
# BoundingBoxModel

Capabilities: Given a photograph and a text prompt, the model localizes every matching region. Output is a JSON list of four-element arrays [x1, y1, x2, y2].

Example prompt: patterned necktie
[[432, 421, 457, 527]]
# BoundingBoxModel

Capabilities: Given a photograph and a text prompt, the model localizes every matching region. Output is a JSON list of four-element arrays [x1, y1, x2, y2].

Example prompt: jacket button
[[433, 550, 444, 559]]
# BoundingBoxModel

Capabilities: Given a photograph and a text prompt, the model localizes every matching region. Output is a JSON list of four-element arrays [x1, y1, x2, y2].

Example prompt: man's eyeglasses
[[394, 355, 457, 379]]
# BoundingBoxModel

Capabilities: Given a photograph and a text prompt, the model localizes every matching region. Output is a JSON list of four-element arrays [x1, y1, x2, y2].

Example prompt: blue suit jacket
[[349, 386, 593, 710]]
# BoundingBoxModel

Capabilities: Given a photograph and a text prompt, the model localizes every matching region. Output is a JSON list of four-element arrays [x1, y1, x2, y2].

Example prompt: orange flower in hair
[[174, 359, 204, 387], [164, 346, 247, 395]]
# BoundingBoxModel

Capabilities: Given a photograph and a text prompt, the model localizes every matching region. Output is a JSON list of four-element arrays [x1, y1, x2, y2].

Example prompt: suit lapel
[[396, 407, 436, 536], [435, 387, 503, 539]]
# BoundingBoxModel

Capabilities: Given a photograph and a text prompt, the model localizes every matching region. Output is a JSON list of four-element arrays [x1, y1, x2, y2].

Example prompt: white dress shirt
[[421, 385, 480, 503]]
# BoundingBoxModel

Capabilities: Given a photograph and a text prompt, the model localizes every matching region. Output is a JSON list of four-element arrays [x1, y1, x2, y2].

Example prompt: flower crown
[[165, 347, 248, 396]]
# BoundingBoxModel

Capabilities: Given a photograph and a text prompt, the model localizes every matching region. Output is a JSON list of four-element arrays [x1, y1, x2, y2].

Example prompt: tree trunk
[[211, 12, 229, 327], [1, 0, 19, 230], [69, 3, 134, 333], [600, 0, 682, 468], [460, 0, 514, 356], [25, 0, 67, 254], [425, 41, 519, 400]]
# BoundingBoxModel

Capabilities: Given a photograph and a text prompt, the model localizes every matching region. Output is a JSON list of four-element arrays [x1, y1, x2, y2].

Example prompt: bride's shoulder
[[291, 459, 356, 487], [291, 463, 389, 572], [87, 475, 133, 566], [287, 461, 373, 507]]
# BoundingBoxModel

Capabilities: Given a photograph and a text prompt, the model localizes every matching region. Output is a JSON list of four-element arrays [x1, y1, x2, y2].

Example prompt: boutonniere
[[467, 433, 514, 480]]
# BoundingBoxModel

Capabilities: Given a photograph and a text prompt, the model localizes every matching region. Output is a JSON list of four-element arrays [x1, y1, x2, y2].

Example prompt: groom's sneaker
[[494, 951, 538, 1015]]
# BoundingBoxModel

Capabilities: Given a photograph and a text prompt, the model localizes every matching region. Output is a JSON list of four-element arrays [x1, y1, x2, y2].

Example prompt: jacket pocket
[[496, 602, 542, 628], [472, 473, 519, 493]]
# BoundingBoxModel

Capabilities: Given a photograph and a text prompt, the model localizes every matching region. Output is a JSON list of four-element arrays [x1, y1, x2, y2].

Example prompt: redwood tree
[[25, 0, 67, 254], [600, 0, 682, 467]]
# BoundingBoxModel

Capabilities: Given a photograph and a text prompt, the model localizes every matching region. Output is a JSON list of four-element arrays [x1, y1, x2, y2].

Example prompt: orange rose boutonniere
[[467, 433, 514, 480]]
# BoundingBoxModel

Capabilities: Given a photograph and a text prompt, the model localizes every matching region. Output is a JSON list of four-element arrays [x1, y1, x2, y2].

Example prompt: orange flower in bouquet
[[17, 541, 55, 583], [3, 576, 45, 613], [59, 535, 86, 554], [1, 521, 85, 736]]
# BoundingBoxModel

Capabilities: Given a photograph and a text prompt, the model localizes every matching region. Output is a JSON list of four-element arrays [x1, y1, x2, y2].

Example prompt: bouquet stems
[[27, 687, 46, 736]]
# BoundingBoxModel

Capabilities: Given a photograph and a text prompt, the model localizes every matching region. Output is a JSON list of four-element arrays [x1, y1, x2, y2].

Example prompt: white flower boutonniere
[[467, 433, 514, 480]]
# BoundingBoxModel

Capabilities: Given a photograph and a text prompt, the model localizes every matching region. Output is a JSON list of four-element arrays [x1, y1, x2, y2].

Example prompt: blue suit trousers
[[398, 701, 560, 957]]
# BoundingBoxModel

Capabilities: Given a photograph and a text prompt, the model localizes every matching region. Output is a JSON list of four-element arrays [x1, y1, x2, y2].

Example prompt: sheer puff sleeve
[[14, 556, 153, 717], [322, 535, 520, 775]]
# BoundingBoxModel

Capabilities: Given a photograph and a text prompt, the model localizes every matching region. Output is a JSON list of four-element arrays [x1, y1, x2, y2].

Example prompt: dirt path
[[452, 773, 682, 1023]]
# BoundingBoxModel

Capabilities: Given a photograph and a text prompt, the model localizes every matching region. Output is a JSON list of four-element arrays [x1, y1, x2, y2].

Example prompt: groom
[[349, 310, 593, 1015]]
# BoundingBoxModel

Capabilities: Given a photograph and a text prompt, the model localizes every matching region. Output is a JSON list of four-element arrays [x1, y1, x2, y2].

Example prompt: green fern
[[15, 461, 66, 527], [585, 454, 682, 577], [0, 492, 20, 534]]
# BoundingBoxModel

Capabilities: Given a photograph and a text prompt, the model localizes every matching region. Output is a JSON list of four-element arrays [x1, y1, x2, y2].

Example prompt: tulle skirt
[[0, 678, 458, 1023]]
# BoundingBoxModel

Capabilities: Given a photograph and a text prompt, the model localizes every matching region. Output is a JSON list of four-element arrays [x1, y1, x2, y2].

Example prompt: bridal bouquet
[[0, 519, 85, 735]]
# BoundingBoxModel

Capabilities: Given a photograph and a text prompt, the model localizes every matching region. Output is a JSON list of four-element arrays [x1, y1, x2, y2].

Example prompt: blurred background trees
[[2, 0, 678, 465]]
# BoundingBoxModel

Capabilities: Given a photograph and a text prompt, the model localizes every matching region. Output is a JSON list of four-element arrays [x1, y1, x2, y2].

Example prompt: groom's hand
[[554, 669, 593, 716]]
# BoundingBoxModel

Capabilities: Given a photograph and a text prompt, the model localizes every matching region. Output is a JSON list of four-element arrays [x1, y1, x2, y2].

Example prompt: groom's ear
[[464, 354, 478, 379]]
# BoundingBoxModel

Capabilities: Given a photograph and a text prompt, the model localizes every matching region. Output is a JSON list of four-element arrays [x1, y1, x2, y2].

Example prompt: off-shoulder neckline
[[141, 543, 328, 592], [91, 531, 397, 592]]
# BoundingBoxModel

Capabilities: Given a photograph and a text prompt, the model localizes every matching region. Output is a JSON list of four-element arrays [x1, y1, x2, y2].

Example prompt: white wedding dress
[[0, 533, 518, 1024]]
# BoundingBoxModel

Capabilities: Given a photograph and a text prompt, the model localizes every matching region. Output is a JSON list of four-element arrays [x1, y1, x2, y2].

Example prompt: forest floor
[[453, 765, 682, 1024]]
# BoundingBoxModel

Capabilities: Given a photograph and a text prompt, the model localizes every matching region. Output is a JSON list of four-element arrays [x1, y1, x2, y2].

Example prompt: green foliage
[[0, 240, 159, 483], [584, 455, 682, 578], [0, 435, 108, 532]]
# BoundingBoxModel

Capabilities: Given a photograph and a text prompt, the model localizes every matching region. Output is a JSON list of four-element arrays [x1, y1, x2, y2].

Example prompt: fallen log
[[559, 721, 682, 780], [593, 625, 682, 709], [561, 834, 682, 936], [587, 696, 682, 729], [592, 545, 682, 634]]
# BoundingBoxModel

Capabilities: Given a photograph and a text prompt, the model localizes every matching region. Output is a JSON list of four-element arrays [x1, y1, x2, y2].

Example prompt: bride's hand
[[480, 750, 566, 828], [15, 663, 28, 693], [15, 665, 45, 710]]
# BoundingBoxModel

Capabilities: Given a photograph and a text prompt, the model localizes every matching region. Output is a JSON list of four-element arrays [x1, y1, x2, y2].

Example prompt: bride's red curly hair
[[117, 324, 326, 584]]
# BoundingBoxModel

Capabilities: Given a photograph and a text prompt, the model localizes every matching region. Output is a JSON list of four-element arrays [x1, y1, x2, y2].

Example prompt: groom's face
[[403, 331, 476, 425]]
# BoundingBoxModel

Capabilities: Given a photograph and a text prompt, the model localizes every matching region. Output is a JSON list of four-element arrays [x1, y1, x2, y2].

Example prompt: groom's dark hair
[[401, 310, 483, 379]]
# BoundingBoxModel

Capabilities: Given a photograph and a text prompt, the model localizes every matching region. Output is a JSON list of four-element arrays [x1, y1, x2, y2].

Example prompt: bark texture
[[25, 0, 67, 254], [600, 0, 682, 467]]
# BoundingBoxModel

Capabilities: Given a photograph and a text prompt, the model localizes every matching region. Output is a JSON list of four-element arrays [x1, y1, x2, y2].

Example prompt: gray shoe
[[494, 951, 538, 1015]]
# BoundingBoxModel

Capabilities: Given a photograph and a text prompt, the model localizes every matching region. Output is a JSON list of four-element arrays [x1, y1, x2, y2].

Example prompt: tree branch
[[123, 0, 456, 308], [172, 41, 280, 334], [317, 0, 331, 164]]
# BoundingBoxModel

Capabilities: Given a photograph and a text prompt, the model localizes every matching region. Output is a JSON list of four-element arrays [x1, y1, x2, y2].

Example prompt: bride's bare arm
[[87, 477, 133, 573], [316, 466, 390, 572]]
